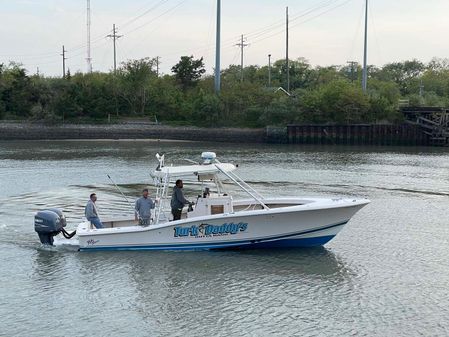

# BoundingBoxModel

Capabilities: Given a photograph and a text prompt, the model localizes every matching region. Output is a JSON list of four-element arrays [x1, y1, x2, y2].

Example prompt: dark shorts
[[171, 208, 182, 221]]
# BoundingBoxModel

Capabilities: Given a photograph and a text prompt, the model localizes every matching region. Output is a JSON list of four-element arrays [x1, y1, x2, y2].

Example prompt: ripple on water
[[1, 142, 449, 337]]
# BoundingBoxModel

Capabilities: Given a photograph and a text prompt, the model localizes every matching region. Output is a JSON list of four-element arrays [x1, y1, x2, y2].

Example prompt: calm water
[[1, 140, 448, 337]]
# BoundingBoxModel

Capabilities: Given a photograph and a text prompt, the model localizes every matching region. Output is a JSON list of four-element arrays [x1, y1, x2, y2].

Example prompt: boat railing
[[214, 164, 270, 210], [226, 170, 265, 200]]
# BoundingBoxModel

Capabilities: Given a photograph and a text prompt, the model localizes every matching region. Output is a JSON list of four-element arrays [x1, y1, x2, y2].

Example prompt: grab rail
[[214, 165, 270, 210]]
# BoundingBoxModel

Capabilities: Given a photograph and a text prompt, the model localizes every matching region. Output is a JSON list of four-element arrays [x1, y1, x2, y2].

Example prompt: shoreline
[[0, 121, 444, 146], [0, 122, 267, 143]]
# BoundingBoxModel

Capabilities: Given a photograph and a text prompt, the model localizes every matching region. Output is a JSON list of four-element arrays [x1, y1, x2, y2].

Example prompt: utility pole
[[347, 61, 357, 83], [362, 0, 368, 93], [236, 34, 249, 82], [86, 0, 92, 73], [215, 0, 221, 94], [268, 54, 272, 87], [156, 56, 160, 77], [107, 24, 122, 74], [286, 6, 290, 93], [419, 79, 424, 97], [61, 45, 67, 78]]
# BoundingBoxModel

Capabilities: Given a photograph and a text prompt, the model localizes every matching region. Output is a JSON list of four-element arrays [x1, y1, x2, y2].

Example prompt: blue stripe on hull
[[244, 236, 335, 249], [80, 221, 346, 252], [80, 235, 335, 251]]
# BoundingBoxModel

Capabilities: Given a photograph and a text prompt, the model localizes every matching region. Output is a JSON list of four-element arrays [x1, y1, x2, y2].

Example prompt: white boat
[[35, 152, 370, 251]]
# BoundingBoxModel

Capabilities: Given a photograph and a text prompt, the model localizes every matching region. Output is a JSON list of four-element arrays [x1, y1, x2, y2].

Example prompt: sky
[[0, 0, 449, 77]]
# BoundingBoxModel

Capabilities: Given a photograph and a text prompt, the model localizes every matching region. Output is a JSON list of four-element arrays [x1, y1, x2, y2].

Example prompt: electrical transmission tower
[[236, 35, 249, 82], [107, 24, 123, 74], [86, 0, 92, 72]]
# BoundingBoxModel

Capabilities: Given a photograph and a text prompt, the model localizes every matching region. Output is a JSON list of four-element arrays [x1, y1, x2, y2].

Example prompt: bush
[[2, 57, 449, 126]]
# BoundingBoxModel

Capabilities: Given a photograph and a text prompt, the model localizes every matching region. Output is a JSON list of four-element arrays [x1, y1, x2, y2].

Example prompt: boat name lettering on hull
[[174, 222, 248, 238]]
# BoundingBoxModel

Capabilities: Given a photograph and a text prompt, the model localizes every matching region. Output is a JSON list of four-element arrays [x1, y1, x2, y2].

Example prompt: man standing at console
[[85, 193, 103, 229], [135, 188, 156, 226], [171, 180, 192, 221]]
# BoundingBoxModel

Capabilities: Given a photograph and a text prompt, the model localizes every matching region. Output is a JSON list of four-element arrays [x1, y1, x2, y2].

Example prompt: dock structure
[[286, 124, 430, 146], [401, 107, 449, 146], [286, 107, 449, 147]]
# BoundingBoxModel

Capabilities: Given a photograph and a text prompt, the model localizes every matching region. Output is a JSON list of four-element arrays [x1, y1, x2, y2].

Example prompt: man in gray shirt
[[171, 180, 191, 221], [85, 193, 103, 229], [135, 188, 155, 226]]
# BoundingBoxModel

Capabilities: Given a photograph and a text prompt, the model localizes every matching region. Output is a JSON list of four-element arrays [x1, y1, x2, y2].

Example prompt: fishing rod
[[107, 174, 136, 215]]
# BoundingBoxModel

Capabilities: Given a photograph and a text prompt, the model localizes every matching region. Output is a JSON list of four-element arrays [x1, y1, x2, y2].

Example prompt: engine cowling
[[34, 209, 66, 245]]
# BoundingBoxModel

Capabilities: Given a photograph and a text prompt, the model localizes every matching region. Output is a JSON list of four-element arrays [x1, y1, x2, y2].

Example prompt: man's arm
[[176, 189, 189, 205]]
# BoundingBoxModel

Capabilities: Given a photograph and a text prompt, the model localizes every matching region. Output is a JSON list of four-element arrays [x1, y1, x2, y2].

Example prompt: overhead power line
[[249, 0, 354, 46], [122, 0, 189, 36], [121, 0, 169, 28], [216, 0, 349, 51]]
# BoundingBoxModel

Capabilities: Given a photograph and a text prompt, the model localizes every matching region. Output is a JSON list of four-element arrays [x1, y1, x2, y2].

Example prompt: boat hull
[[77, 198, 368, 251]]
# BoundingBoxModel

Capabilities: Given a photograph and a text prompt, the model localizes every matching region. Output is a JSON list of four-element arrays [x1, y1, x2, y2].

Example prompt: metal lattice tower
[[86, 0, 92, 73], [214, 0, 221, 94]]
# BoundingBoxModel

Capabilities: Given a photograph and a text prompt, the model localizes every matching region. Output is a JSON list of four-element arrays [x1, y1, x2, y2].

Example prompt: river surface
[[0, 140, 448, 337]]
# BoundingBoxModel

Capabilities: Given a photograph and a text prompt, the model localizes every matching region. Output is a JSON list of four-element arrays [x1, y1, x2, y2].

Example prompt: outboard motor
[[34, 209, 66, 245]]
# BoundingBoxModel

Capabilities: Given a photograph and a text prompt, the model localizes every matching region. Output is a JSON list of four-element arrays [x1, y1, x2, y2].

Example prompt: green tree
[[117, 57, 158, 115], [375, 60, 425, 95], [300, 81, 370, 123], [1, 62, 34, 118], [171, 56, 205, 89]]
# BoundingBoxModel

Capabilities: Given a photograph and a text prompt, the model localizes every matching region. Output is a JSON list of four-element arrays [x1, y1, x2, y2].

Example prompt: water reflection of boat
[[123, 247, 352, 328], [35, 152, 369, 251]]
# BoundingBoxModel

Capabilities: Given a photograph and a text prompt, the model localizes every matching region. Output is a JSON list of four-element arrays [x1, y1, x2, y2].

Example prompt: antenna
[[86, 0, 92, 73]]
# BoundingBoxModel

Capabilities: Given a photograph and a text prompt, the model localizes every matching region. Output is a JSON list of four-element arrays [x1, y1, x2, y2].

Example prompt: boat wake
[[52, 236, 80, 251], [245, 180, 449, 198]]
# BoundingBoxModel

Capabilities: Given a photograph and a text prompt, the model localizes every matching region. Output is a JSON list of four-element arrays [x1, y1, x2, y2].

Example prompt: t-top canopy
[[152, 163, 236, 179]]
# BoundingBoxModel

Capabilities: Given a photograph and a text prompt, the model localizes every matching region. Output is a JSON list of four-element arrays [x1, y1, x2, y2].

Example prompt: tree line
[[1, 56, 449, 127]]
